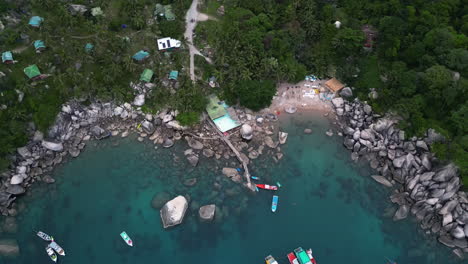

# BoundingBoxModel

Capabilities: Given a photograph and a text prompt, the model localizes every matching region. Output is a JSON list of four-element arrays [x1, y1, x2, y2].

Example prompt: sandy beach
[[267, 79, 334, 114]]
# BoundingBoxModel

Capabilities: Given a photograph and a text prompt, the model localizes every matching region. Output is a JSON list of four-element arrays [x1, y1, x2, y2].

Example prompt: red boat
[[287, 252, 300, 264], [256, 184, 278, 191], [306, 249, 317, 264]]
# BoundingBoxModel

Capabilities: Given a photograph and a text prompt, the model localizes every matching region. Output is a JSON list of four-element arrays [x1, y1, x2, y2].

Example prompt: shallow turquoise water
[[2, 113, 461, 264]]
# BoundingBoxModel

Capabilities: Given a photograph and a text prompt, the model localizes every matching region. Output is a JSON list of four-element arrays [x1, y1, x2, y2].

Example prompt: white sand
[[267, 80, 334, 114]]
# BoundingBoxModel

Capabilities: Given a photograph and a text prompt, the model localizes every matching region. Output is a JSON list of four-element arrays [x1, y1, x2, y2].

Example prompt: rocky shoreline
[[0, 100, 289, 220], [330, 95, 468, 259]]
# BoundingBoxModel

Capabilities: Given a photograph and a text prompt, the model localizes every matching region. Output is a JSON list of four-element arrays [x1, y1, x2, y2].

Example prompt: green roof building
[[24, 65, 41, 79], [164, 5, 175, 20], [2, 51, 13, 63], [140, 69, 154, 82], [132, 50, 150, 62], [155, 4, 165, 16], [169, 70, 178, 80], [29, 16, 44, 27], [34, 40, 46, 51], [206, 94, 227, 120], [85, 43, 94, 53]]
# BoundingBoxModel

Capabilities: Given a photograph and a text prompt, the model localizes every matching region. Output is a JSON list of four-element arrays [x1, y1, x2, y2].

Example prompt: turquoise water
[[1, 113, 461, 264]]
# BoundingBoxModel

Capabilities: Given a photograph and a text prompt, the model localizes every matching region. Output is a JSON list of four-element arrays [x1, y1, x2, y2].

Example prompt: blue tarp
[[34, 40, 46, 50], [29, 16, 44, 27], [85, 43, 94, 53], [132, 50, 149, 61], [2, 51, 13, 63]]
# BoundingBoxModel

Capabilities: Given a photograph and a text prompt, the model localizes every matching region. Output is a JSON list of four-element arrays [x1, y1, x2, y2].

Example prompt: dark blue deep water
[[1, 113, 462, 264]]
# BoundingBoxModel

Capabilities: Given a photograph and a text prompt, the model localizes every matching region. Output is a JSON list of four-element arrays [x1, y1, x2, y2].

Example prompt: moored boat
[[306, 248, 317, 264], [120, 231, 133, 246], [287, 252, 300, 264], [37, 231, 53, 241], [45, 246, 57, 262], [49, 241, 65, 256], [272, 195, 279, 212], [256, 184, 278, 191], [294, 247, 312, 264], [265, 255, 279, 264], [251, 176, 260, 180]]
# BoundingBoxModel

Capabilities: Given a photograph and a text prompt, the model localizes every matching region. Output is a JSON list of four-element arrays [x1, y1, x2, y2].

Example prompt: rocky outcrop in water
[[0, 239, 19, 257], [160, 195, 188, 228], [199, 204, 216, 222], [332, 97, 467, 259]]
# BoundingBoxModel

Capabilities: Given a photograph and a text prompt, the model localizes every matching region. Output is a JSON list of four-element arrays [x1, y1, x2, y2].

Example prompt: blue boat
[[251, 176, 260, 180], [272, 195, 278, 212]]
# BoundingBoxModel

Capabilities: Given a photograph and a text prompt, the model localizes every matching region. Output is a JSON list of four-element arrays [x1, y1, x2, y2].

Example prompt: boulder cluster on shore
[[0, 99, 289, 242], [331, 96, 468, 259]]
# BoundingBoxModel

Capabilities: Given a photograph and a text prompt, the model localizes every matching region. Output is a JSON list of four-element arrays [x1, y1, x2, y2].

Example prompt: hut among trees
[[28, 16, 44, 27], [324, 78, 345, 93], [140, 69, 154, 82], [24, 65, 44, 81], [2, 51, 14, 64], [132, 50, 150, 62], [34, 40, 46, 53]]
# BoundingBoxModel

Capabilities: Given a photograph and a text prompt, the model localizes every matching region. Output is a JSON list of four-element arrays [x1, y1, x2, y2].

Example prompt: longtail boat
[[288, 252, 300, 264], [256, 184, 278, 191], [272, 195, 279, 212], [265, 255, 279, 264], [306, 248, 317, 264]]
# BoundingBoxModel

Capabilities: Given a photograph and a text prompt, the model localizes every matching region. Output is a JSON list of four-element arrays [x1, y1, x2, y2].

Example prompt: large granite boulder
[[331, 97, 344, 108], [278, 132, 288, 144], [222, 167, 243, 183], [6, 185, 25, 195], [160, 195, 188, 228], [41, 140, 63, 151], [133, 94, 145, 106], [186, 154, 199, 167], [90, 125, 110, 140], [141, 120, 155, 134], [340, 87, 353, 97], [199, 204, 216, 222], [187, 138, 203, 150], [240, 124, 253, 140], [433, 163, 457, 182], [0, 239, 19, 257], [393, 204, 409, 221]]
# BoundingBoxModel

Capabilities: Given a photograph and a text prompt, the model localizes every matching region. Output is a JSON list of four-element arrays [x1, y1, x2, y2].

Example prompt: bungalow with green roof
[[169, 70, 178, 80], [2, 51, 14, 64], [164, 5, 175, 21], [132, 50, 150, 62], [29, 16, 44, 27], [24, 65, 42, 80], [155, 4, 165, 17], [85, 43, 94, 53], [206, 94, 241, 133], [34, 40, 46, 52], [154, 4, 175, 20], [140, 69, 154, 82]]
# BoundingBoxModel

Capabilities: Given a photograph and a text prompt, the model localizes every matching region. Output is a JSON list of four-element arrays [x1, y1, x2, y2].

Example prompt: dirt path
[[184, 0, 214, 82]]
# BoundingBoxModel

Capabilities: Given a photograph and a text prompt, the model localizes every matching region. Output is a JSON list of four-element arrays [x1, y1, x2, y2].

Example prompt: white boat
[[120, 231, 133, 246], [37, 231, 53, 241], [49, 241, 65, 256], [45, 246, 57, 262]]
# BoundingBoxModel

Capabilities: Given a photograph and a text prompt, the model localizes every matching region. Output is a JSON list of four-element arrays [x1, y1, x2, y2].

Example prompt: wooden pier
[[205, 114, 255, 191]]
